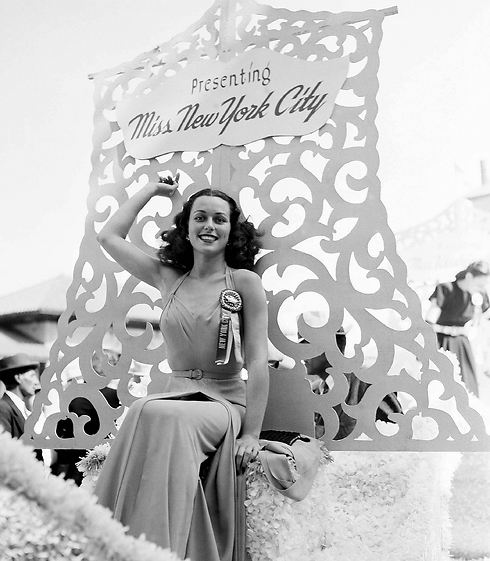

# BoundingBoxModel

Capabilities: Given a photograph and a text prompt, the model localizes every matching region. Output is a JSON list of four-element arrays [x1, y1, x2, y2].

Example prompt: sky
[[1, 0, 489, 297]]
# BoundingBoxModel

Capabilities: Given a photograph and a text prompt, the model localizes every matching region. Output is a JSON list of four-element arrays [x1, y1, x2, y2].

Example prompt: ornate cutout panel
[[25, 0, 490, 451]]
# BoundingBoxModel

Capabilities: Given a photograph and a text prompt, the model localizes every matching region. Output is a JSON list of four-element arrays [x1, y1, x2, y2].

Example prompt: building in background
[[0, 275, 162, 368]]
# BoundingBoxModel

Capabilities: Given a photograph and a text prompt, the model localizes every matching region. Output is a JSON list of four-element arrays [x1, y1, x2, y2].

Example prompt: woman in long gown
[[426, 261, 490, 396], [93, 177, 269, 561]]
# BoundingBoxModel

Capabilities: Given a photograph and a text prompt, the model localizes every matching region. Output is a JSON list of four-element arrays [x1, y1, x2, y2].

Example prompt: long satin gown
[[94, 267, 247, 561]]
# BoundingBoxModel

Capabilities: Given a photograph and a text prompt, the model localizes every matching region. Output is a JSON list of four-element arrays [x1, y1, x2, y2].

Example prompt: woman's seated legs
[[97, 397, 229, 557]]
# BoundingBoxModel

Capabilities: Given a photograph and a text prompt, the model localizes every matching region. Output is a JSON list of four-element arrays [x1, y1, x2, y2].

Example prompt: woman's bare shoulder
[[158, 263, 186, 292], [232, 268, 264, 294], [232, 267, 261, 281]]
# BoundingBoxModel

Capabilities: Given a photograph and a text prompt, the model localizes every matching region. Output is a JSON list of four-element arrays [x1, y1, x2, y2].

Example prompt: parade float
[[2, 1, 488, 559]]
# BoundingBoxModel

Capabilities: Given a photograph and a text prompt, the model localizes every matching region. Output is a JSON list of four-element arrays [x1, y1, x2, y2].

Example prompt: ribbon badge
[[216, 289, 243, 365]]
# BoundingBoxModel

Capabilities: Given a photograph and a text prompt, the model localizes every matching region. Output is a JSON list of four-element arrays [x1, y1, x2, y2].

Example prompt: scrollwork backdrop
[[25, 0, 490, 451]]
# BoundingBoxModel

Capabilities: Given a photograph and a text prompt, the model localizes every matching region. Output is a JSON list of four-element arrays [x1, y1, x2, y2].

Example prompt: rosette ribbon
[[215, 289, 242, 365]]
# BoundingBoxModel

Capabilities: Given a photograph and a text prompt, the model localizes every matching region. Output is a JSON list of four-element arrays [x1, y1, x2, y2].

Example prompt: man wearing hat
[[0, 353, 41, 445]]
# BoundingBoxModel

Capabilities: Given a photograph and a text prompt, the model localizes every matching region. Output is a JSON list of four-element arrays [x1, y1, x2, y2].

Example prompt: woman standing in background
[[426, 261, 490, 396]]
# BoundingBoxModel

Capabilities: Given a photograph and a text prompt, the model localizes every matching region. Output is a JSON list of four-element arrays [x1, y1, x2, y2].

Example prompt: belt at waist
[[432, 324, 467, 336], [171, 369, 242, 380]]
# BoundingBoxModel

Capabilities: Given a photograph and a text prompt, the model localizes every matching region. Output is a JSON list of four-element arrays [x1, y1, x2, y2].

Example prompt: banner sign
[[117, 49, 349, 159]]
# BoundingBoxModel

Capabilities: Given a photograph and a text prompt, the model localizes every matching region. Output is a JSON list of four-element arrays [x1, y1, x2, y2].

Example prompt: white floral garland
[[77, 441, 111, 493], [0, 429, 471, 561], [245, 449, 459, 561], [0, 431, 179, 561], [450, 452, 490, 559], [78, 442, 460, 561], [2, 345, 487, 560]]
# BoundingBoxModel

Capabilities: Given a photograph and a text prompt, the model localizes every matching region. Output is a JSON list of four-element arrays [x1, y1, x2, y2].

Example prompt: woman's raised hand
[[151, 172, 180, 197]]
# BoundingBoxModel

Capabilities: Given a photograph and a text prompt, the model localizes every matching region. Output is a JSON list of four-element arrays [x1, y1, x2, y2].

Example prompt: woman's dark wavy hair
[[455, 260, 490, 280], [157, 188, 262, 272]]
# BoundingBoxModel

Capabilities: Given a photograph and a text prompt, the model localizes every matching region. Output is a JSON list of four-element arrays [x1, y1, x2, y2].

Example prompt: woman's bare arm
[[234, 269, 270, 473], [97, 179, 177, 289], [426, 299, 442, 325]]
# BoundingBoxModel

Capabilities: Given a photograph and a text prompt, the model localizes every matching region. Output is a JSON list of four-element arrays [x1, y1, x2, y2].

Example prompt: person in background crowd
[[93, 176, 269, 561], [127, 359, 150, 398], [52, 349, 121, 485], [0, 353, 43, 461], [303, 329, 403, 439], [426, 260, 490, 396], [267, 340, 295, 370]]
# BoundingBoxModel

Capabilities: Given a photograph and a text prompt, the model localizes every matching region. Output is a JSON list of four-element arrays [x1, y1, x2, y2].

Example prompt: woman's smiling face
[[188, 195, 231, 256]]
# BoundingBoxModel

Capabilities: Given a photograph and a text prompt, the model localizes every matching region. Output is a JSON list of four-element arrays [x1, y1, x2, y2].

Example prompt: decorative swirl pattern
[[24, 0, 490, 451]]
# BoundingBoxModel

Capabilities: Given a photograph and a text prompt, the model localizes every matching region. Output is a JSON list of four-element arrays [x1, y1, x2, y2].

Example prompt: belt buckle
[[191, 369, 203, 380]]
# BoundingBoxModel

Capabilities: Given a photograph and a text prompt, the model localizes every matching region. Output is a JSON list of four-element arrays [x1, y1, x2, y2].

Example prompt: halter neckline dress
[[94, 267, 247, 561]]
